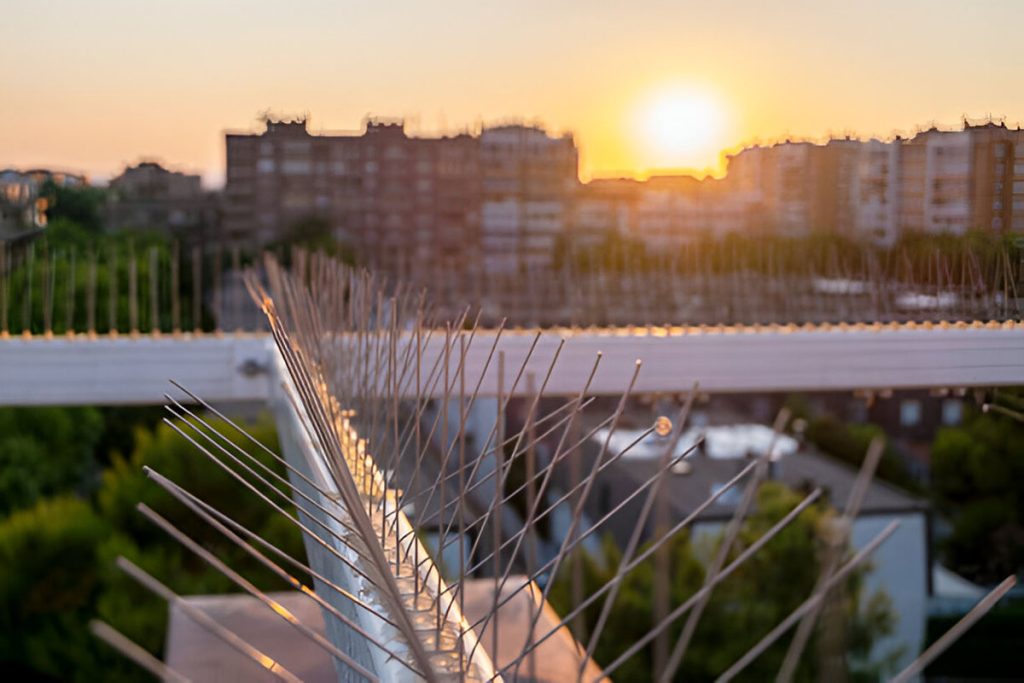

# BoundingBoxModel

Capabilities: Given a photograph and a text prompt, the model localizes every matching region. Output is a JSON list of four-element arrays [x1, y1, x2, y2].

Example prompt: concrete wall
[[2, 324, 1022, 405]]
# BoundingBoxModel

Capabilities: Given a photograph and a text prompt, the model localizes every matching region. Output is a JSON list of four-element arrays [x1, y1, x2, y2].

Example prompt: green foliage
[[0, 407, 105, 514], [924, 604, 1024, 678], [556, 228, 1020, 290], [0, 497, 126, 681], [0, 414, 305, 681], [549, 482, 896, 681], [267, 216, 358, 267], [40, 180, 107, 234], [41, 218, 100, 250], [2, 229, 209, 335], [930, 398, 1024, 582], [804, 415, 918, 492], [92, 406, 167, 468]]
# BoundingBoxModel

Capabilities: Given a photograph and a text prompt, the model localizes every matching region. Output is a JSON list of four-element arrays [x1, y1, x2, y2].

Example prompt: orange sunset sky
[[2, 0, 1023, 186]]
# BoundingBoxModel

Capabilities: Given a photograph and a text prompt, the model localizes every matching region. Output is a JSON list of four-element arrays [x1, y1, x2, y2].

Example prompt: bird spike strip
[[93, 250, 1014, 682]]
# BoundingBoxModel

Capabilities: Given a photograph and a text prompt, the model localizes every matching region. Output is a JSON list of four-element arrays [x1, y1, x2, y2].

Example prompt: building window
[[282, 159, 311, 175], [711, 482, 743, 506], [283, 141, 311, 154], [900, 400, 922, 428], [941, 399, 963, 426]]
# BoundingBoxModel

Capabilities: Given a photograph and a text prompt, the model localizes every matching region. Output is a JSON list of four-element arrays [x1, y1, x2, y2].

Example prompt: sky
[[2, 0, 1023, 186]]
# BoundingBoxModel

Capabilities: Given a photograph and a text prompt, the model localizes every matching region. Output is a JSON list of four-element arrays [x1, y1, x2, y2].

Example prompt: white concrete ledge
[[453, 324, 1024, 396], [1, 324, 1021, 405], [0, 334, 273, 406]]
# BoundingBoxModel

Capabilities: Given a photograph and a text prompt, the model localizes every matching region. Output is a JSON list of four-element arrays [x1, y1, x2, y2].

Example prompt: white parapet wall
[[0, 334, 274, 406], [0, 322, 1022, 405]]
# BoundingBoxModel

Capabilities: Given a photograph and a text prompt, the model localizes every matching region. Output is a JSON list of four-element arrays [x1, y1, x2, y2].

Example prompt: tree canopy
[[548, 482, 897, 682], [0, 414, 304, 681], [931, 396, 1024, 583]]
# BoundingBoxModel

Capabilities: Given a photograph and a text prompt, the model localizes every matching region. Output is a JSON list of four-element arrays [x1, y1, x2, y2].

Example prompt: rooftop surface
[[165, 579, 602, 683]]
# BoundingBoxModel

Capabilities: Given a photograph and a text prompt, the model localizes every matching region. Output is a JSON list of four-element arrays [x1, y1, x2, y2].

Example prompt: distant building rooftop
[[591, 424, 927, 523]]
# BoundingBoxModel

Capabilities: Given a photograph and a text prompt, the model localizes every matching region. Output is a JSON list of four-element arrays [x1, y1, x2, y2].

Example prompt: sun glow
[[635, 86, 728, 174]]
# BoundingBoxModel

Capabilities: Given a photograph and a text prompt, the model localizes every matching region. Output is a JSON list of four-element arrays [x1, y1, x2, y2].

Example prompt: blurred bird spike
[[96, 249, 1015, 681]]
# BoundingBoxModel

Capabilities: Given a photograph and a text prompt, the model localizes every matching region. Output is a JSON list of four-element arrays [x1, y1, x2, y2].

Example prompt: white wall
[[851, 512, 928, 676]]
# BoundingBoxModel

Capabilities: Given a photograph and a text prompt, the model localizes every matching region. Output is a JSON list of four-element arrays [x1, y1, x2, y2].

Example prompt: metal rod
[[775, 436, 886, 682], [660, 409, 791, 681], [888, 575, 1016, 683], [90, 620, 191, 683], [588, 488, 824, 683], [143, 465, 401, 631], [115, 556, 302, 682], [137, 502, 380, 682]]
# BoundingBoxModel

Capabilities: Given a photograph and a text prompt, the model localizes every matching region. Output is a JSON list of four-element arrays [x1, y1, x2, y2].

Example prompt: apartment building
[[700, 178, 762, 239], [0, 168, 86, 240], [899, 121, 1024, 237], [358, 121, 481, 276], [723, 138, 860, 237], [570, 178, 641, 248], [814, 138, 862, 234], [105, 161, 215, 237], [223, 116, 1023, 269], [632, 175, 702, 247], [922, 128, 972, 235], [721, 121, 1024, 245], [569, 174, 760, 251], [968, 121, 1024, 234], [225, 118, 573, 276], [853, 139, 902, 246], [480, 124, 579, 272]]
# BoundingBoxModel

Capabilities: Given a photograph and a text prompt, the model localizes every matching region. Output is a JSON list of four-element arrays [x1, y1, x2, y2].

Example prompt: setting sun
[[635, 87, 728, 175]]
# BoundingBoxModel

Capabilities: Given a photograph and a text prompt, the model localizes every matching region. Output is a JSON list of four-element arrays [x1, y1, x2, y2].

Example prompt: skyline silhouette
[[4, 112, 1020, 189]]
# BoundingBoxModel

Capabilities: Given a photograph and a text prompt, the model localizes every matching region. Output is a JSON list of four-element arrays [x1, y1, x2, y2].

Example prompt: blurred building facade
[[0, 168, 86, 241], [222, 116, 1024, 265], [224, 117, 576, 275], [479, 124, 579, 272], [105, 161, 217, 239], [728, 120, 1024, 247]]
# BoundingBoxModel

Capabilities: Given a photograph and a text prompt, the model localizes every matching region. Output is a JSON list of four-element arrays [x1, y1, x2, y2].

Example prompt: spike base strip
[[269, 350, 501, 682]]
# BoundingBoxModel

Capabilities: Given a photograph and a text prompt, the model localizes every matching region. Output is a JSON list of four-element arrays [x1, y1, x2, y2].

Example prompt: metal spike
[[115, 556, 302, 682]]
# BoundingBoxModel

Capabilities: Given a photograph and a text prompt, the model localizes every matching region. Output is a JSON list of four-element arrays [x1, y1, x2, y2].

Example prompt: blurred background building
[[105, 161, 218, 239]]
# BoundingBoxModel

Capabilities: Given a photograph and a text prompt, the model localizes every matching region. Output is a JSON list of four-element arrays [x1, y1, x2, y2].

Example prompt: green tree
[[39, 181, 106, 234], [0, 497, 124, 681], [931, 400, 1024, 583], [3, 228, 208, 335], [549, 482, 896, 682], [92, 416, 306, 670], [0, 407, 105, 515], [266, 216, 358, 267], [0, 414, 306, 681], [804, 414, 918, 492]]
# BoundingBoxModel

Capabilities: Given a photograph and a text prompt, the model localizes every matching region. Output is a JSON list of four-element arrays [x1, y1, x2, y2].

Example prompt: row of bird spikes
[[91, 251, 1016, 682]]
